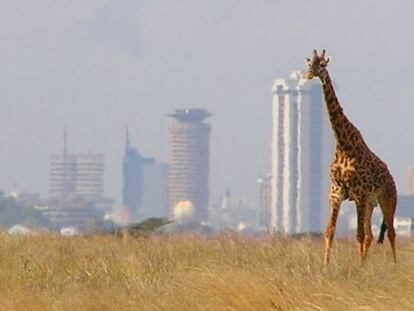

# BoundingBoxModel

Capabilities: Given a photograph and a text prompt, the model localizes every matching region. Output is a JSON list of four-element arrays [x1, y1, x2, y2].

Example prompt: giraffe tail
[[377, 218, 387, 244]]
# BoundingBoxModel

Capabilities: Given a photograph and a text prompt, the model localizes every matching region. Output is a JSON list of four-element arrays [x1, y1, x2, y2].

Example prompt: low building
[[209, 190, 257, 231], [34, 196, 105, 232]]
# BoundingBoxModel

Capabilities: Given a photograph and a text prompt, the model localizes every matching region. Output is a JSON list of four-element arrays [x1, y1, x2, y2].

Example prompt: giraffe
[[305, 49, 397, 265]]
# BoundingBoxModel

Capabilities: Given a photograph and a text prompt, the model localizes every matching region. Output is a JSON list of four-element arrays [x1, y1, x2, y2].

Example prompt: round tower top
[[168, 108, 212, 123]]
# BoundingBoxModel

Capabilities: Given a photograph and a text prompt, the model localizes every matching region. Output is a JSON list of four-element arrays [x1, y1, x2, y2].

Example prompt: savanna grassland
[[0, 233, 412, 311]]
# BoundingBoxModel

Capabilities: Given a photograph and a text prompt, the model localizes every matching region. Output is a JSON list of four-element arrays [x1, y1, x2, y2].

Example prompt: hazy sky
[[1, 1, 413, 205]]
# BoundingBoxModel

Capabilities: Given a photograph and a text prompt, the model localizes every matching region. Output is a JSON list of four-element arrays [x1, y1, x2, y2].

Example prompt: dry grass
[[0, 233, 412, 311]]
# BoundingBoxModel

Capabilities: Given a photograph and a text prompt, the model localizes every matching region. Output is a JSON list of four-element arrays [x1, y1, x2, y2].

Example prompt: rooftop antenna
[[125, 126, 130, 153], [63, 127, 68, 156]]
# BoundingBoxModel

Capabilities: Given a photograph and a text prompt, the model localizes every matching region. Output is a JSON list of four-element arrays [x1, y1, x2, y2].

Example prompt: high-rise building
[[168, 108, 212, 221], [271, 71, 334, 234], [50, 130, 77, 199], [140, 161, 169, 219], [122, 129, 146, 215], [122, 129, 168, 220], [407, 165, 414, 195], [50, 130, 106, 202], [47, 130, 112, 230], [76, 154, 104, 200], [50, 154, 104, 200], [257, 174, 272, 229]]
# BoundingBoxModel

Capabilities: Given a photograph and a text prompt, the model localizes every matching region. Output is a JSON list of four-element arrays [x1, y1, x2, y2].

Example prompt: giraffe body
[[306, 50, 397, 265]]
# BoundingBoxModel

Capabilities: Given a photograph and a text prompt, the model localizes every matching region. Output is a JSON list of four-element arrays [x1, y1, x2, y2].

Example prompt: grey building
[[76, 154, 104, 200], [257, 174, 272, 229], [122, 129, 168, 220], [50, 130, 106, 202], [35, 197, 104, 231], [168, 109, 212, 222], [50, 130, 77, 199], [47, 130, 113, 231]]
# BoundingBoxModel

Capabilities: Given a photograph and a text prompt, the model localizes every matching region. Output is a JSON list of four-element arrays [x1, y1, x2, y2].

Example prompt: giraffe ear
[[305, 58, 311, 63], [326, 57, 331, 64]]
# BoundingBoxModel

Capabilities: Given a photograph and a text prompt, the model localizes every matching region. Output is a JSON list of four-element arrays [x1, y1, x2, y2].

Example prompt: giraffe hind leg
[[379, 195, 397, 263], [377, 218, 387, 244]]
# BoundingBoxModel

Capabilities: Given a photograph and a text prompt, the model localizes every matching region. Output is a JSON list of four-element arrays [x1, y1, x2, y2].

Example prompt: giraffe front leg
[[324, 185, 343, 266]]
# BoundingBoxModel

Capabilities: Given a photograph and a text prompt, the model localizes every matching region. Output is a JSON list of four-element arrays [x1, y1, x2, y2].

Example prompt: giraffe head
[[306, 49, 330, 80]]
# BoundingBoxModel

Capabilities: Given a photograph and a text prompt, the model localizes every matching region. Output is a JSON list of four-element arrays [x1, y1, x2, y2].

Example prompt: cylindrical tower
[[168, 108, 211, 222]]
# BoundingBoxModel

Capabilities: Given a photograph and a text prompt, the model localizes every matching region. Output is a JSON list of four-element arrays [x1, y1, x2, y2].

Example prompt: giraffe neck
[[319, 69, 361, 151]]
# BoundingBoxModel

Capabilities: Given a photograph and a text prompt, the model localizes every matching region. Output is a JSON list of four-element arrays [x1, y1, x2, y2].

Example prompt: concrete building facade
[[140, 162, 169, 219], [257, 174, 272, 229], [48, 130, 113, 231], [50, 153, 77, 199], [50, 153, 105, 200], [76, 154, 104, 200], [168, 109, 211, 222], [50, 131, 105, 201], [271, 71, 334, 234]]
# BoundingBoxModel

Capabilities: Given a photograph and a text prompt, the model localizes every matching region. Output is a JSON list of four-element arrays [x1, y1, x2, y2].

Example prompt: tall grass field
[[0, 233, 412, 310]]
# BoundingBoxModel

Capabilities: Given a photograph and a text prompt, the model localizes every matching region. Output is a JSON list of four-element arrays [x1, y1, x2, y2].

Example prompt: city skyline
[[0, 1, 413, 206]]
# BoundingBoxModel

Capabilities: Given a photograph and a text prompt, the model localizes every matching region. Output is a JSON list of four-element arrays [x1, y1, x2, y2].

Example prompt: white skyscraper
[[271, 71, 334, 234]]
